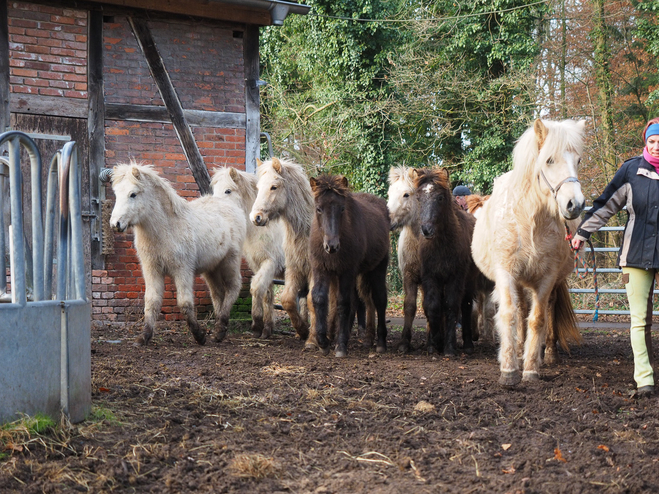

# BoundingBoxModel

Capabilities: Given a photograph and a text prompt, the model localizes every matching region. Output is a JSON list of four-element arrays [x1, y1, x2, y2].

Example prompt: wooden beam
[[128, 16, 211, 195], [106, 104, 246, 128], [10, 94, 87, 119], [244, 24, 260, 174], [0, 1, 9, 133], [87, 0, 271, 25], [88, 9, 105, 269]]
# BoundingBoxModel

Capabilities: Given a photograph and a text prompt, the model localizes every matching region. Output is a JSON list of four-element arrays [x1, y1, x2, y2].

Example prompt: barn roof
[[88, 0, 311, 26]]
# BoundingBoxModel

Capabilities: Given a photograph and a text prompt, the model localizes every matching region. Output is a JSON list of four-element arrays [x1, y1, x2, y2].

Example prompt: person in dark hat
[[453, 185, 471, 211]]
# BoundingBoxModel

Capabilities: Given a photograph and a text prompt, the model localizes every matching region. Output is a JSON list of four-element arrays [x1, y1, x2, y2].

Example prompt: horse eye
[[341, 206, 345, 212], [316, 207, 322, 214], [403, 193, 410, 198], [225, 189, 231, 194], [130, 192, 137, 198], [547, 157, 554, 164], [271, 185, 277, 191]]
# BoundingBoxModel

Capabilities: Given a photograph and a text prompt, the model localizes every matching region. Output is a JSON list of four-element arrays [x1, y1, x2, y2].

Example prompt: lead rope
[[565, 222, 600, 322]]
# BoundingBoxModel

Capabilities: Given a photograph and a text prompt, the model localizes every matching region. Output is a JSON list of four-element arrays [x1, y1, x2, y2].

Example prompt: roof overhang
[[88, 0, 311, 26]]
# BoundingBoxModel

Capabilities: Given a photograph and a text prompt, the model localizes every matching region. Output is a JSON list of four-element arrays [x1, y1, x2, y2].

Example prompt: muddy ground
[[2, 314, 659, 494]]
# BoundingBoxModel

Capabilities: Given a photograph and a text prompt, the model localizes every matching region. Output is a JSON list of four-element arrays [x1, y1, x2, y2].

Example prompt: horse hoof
[[397, 342, 410, 354], [304, 342, 317, 351], [251, 329, 262, 338], [212, 330, 225, 344], [335, 349, 347, 358], [134, 335, 150, 347], [376, 345, 386, 354], [260, 328, 272, 339], [463, 345, 474, 355], [522, 371, 540, 382], [499, 370, 522, 388], [195, 332, 207, 346], [362, 338, 374, 348], [443, 348, 457, 357], [544, 349, 560, 365], [320, 345, 331, 356]]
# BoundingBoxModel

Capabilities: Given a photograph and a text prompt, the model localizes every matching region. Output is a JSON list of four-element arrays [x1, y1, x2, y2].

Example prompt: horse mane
[[388, 166, 415, 189], [466, 194, 490, 215], [413, 167, 451, 191], [258, 158, 313, 235], [210, 167, 258, 212], [112, 161, 187, 217], [311, 174, 351, 199], [509, 119, 585, 195]]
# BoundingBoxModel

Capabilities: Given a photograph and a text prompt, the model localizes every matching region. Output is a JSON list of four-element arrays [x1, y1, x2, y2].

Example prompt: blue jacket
[[575, 155, 659, 270]]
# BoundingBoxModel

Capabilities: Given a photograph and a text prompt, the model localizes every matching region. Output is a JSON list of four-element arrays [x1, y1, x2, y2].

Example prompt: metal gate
[[0, 131, 91, 424]]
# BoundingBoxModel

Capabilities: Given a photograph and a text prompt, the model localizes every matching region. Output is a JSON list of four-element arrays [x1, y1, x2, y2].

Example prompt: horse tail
[[553, 279, 582, 352]]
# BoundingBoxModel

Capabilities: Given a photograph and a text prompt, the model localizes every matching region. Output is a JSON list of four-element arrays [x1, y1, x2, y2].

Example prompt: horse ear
[[340, 175, 349, 189], [534, 119, 548, 149], [256, 158, 263, 167], [131, 167, 141, 180], [407, 168, 416, 180], [576, 119, 586, 134], [440, 168, 450, 181], [309, 176, 318, 192], [229, 167, 238, 180], [272, 157, 282, 174], [388, 167, 401, 184]]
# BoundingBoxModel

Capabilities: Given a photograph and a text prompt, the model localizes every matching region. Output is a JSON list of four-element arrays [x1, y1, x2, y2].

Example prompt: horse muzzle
[[112, 221, 127, 233], [324, 241, 340, 254], [251, 212, 268, 227], [421, 225, 435, 239], [561, 197, 585, 220]]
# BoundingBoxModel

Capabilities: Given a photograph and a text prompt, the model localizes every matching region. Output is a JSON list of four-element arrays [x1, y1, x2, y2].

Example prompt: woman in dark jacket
[[572, 118, 659, 396]]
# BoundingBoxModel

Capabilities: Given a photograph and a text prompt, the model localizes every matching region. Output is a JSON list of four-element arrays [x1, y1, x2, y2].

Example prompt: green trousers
[[622, 267, 655, 388]]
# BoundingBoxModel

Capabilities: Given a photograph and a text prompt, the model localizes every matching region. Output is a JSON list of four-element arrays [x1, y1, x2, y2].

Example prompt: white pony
[[387, 166, 425, 353], [110, 163, 246, 346], [472, 119, 585, 387], [211, 166, 286, 339]]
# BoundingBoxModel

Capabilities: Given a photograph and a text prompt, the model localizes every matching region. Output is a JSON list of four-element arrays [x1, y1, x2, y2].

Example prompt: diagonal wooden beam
[[128, 16, 211, 195]]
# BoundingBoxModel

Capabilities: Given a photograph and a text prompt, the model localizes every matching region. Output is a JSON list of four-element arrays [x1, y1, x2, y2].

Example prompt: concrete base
[[0, 300, 91, 424]]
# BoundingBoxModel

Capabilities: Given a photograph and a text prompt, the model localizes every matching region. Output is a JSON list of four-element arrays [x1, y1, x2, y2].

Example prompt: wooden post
[[244, 24, 260, 174]]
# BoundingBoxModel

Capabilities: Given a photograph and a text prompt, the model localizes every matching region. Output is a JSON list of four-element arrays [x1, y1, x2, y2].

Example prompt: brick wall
[[8, 2, 87, 99], [9, 3, 250, 323]]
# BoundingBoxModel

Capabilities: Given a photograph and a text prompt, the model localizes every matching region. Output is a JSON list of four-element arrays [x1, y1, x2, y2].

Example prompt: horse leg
[[310, 271, 331, 355], [335, 274, 357, 358], [355, 292, 366, 337], [461, 295, 474, 355], [281, 269, 309, 341], [369, 261, 389, 354], [357, 278, 376, 349], [397, 275, 419, 354], [174, 272, 206, 345], [250, 259, 277, 338], [137, 270, 164, 346], [327, 278, 339, 344], [494, 276, 521, 387], [522, 285, 552, 381], [210, 252, 243, 343], [543, 286, 559, 365], [516, 287, 528, 359], [422, 281, 443, 355], [443, 288, 462, 357]]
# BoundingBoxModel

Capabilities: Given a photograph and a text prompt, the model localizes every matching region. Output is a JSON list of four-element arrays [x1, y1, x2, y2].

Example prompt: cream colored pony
[[249, 157, 314, 345], [387, 166, 425, 353], [472, 119, 585, 387], [211, 167, 286, 339], [110, 163, 246, 346]]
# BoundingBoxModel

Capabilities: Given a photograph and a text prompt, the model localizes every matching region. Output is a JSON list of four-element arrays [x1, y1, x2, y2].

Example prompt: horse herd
[[109, 118, 587, 387]]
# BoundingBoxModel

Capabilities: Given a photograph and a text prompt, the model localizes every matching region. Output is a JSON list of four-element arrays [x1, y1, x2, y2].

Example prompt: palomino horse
[[211, 167, 286, 339], [472, 119, 585, 387], [110, 163, 246, 346], [249, 157, 314, 343], [414, 168, 481, 355], [309, 174, 390, 357], [387, 166, 425, 353]]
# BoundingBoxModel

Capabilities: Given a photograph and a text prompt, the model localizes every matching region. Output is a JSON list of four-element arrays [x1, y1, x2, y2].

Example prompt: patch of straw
[[228, 453, 280, 479]]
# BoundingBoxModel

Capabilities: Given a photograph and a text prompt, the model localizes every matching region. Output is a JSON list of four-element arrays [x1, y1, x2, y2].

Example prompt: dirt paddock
[[2, 316, 659, 493]]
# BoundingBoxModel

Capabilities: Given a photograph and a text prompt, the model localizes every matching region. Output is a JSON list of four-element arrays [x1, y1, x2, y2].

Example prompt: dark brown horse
[[309, 174, 390, 358], [414, 168, 481, 355]]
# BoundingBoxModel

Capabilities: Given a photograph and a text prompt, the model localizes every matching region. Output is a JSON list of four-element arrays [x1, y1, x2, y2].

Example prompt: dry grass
[[228, 453, 280, 479]]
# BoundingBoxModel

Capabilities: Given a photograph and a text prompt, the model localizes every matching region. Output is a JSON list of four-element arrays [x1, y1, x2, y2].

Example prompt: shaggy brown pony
[[414, 167, 482, 355], [309, 174, 390, 358]]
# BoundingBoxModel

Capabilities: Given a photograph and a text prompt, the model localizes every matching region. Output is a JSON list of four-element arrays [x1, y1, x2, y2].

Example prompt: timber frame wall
[[2, 1, 268, 323]]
